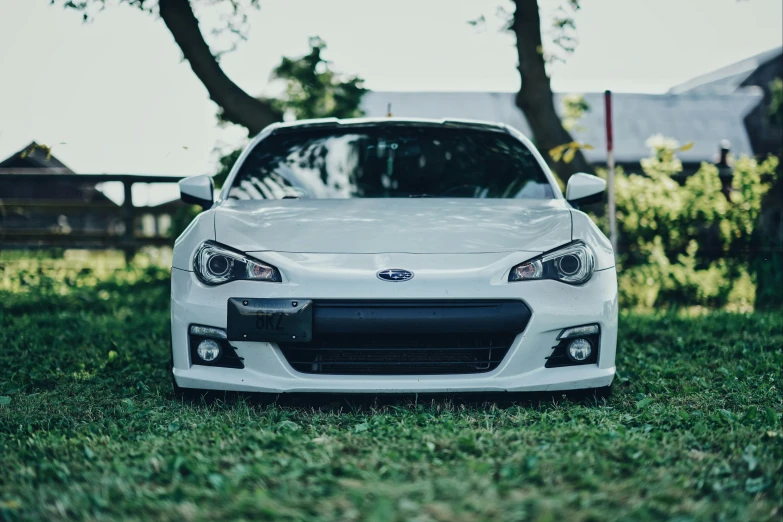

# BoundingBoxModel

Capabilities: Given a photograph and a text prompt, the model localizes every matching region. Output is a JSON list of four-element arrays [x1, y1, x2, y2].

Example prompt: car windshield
[[227, 125, 555, 200]]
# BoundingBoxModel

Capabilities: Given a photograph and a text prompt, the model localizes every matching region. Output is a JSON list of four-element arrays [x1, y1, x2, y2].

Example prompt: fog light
[[567, 338, 592, 362], [196, 339, 221, 362]]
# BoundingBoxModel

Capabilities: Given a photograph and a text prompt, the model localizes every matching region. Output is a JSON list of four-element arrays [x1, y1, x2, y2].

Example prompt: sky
[[0, 0, 781, 204]]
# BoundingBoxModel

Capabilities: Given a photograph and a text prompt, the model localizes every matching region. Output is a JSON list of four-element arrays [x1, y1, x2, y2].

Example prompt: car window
[[227, 126, 555, 200]]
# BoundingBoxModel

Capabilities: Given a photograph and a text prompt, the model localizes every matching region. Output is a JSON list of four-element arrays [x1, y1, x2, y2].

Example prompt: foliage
[[0, 260, 781, 521], [213, 147, 243, 190], [548, 140, 593, 164], [470, 1, 581, 63], [54, 0, 262, 56], [548, 0, 581, 59], [608, 137, 779, 310], [272, 37, 368, 122], [560, 93, 590, 131], [769, 77, 783, 127]]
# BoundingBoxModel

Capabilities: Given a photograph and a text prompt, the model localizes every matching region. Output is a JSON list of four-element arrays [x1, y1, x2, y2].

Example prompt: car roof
[[271, 117, 509, 133]]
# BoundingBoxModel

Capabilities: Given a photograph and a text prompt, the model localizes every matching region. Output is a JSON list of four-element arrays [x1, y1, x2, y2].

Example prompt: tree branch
[[158, 0, 281, 136]]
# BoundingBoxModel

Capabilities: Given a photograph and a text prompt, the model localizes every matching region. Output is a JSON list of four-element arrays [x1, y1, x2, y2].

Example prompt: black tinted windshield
[[227, 125, 555, 200]]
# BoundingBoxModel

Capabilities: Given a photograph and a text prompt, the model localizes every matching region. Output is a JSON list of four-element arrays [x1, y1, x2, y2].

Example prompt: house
[[0, 142, 122, 240], [669, 46, 782, 158], [360, 47, 783, 170]]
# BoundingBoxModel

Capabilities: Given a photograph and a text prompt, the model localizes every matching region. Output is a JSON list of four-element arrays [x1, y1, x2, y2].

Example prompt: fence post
[[122, 180, 135, 263], [605, 90, 618, 256]]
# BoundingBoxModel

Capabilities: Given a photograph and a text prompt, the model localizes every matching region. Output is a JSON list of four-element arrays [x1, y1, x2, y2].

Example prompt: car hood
[[214, 198, 572, 254]]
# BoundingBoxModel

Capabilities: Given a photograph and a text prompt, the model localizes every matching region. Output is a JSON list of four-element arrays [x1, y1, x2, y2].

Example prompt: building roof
[[0, 141, 120, 204], [360, 91, 761, 164], [668, 47, 782, 95], [0, 141, 74, 173]]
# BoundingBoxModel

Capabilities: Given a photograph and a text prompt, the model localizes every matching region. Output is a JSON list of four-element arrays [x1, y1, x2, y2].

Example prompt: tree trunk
[[158, 0, 281, 136], [511, 0, 594, 183]]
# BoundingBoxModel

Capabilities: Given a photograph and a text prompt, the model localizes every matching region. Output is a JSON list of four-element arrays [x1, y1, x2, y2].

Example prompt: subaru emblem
[[377, 269, 414, 282]]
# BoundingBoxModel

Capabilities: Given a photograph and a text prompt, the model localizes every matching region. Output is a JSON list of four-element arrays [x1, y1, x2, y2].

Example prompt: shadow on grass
[[172, 387, 613, 411]]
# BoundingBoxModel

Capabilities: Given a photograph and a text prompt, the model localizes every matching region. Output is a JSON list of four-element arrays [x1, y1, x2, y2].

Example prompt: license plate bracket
[[227, 298, 313, 343]]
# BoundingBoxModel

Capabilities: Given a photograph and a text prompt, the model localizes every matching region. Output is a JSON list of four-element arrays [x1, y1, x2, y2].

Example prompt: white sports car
[[171, 118, 617, 397]]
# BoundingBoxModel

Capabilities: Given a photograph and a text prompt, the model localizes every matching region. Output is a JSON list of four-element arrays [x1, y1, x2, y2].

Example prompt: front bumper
[[171, 258, 618, 393]]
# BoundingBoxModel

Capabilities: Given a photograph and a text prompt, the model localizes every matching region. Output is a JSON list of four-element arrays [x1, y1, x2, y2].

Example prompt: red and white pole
[[604, 90, 617, 254]]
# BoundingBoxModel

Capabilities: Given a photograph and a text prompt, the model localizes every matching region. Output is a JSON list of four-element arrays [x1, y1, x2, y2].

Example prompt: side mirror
[[179, 175, 214, 210], [566, 173, 606, 207]]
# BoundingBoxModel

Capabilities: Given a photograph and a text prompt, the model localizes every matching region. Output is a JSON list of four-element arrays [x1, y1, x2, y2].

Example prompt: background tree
[[510, 0, 594, 182], [271, 37, 367, 121], [158, 0, 283, 135], [55, 0, 282, 136], [213, 38, 367, 187], [55, 1, 367, 186], [57, 0, 592, 184]]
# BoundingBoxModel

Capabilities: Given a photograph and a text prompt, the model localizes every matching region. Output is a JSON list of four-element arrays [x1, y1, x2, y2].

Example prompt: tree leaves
[[549, 141, 594, 163], [271, 37, 367, 121]]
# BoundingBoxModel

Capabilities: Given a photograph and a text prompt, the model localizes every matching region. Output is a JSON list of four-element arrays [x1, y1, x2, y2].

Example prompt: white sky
[[0, 0, 781, 204]]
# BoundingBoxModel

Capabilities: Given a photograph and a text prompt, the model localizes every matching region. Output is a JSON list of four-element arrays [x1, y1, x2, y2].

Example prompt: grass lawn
[[0, 257, 781, 521]]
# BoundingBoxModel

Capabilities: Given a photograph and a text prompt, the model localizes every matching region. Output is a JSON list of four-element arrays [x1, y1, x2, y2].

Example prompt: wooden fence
[[0, 172, 186, 257]]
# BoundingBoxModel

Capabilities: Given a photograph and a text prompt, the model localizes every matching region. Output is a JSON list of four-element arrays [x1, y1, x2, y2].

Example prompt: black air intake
[[278, 300, 531, 375]]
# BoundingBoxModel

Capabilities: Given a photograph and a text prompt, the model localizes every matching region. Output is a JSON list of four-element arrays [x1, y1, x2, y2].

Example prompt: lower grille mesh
[[279, 333, 515, 375], [277, 300, 530, 375]]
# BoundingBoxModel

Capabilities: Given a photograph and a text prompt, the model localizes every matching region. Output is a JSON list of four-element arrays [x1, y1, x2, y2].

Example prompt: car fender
[[570, 209, 615, 271], [173, 210, 216, 271]]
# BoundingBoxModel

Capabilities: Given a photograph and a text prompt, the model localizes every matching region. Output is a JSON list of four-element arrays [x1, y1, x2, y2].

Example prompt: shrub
[[609, 137, 779, 310]]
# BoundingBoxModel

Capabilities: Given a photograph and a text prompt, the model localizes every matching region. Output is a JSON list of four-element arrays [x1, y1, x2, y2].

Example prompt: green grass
[[0, 257, 781, 521]]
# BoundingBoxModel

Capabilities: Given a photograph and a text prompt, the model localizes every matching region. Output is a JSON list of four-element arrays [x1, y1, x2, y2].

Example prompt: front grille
[[280, 333, 516, 374], [278, 300, 530, 375]]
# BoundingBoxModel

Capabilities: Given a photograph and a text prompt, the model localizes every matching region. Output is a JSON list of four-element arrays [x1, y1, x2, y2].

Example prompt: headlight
[[193, 241, 281, 285], [509, 241, 595, 285]]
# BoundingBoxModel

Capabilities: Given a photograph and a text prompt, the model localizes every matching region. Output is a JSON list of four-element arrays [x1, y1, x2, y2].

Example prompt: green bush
[[609, 136, 779, 311]]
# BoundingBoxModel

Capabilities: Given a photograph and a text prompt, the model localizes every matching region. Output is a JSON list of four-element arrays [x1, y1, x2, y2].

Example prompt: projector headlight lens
[[509, 241, 595, 285], [194, 241, 281, 285]]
